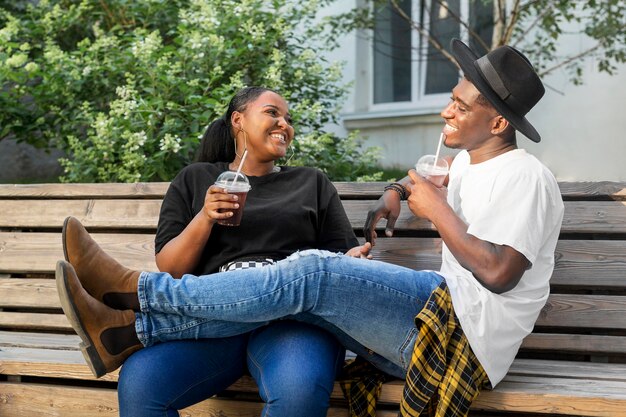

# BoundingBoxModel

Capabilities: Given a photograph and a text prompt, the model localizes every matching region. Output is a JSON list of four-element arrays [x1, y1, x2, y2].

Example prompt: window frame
[[367, 0, 476, 114]]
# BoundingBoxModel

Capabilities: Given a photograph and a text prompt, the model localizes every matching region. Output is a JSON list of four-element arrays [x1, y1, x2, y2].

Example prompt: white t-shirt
[[438, 149, 564, 387]]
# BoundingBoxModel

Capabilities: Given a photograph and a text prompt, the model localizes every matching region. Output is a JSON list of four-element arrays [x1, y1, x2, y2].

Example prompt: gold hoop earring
[[286, 144, 295, 165], [234, 128, 248, 158]]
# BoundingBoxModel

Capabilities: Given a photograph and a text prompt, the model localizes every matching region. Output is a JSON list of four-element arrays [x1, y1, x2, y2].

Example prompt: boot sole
[[55, 260, 106, 378], [61, 216, 72, 262]]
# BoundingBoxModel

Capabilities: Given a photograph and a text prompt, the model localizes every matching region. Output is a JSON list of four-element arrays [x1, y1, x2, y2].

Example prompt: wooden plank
[[348, 200, 626, 234], [551, 240, 626, 288], [536, 294, 626, 329], [0, 199, 162, 229], [0, 182, 169, 199], [2, 199, 626, 234], [0, 330, 79, 349], [473, 375, 626, 416], [1, 181, 625, 201], [521, 333, 626, 356], [0, 278, 59, 308], [0, 347, 118, 382], [507, 359, 626, 382], [557, 181, 626, 201], [0, 382, 398, 417], [0, 232, 157, 273], [3, 233, 625, 289], [0, 312, 70, 331], [2, 284, 626, 332]]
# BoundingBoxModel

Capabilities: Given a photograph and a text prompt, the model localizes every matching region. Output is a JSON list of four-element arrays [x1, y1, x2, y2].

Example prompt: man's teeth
[[445, 124, 458, 132]]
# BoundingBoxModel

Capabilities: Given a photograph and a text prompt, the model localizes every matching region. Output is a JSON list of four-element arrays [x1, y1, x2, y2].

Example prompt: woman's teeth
[[271, 134, 286, 144]]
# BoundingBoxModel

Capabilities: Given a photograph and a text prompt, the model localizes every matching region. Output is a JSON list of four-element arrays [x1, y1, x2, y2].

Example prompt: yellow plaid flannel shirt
[[340, 281, 488, 417]]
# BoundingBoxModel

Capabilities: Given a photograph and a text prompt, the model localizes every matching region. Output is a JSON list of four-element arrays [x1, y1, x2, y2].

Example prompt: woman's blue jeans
[[118, 321, 344, 417], [136, 249, 443, 379]]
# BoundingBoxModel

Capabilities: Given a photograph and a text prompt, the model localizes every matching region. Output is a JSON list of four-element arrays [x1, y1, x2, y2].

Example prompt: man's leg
[[137, 250, 443, 376]]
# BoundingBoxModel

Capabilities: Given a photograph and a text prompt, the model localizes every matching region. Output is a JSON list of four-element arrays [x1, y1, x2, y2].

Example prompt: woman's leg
[[137, 250, 443, 377], [118, 335, 248, 417], [247, 321, 344, 417]]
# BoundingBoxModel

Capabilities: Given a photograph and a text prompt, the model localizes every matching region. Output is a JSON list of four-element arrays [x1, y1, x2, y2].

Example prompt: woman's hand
[[345, 242, 373, 259], [204, 185, 241, 224]]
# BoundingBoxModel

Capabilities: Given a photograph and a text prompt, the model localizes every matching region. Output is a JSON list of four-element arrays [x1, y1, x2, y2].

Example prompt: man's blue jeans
[[136, 249, 443, 379], [118, 321, 344, 417]]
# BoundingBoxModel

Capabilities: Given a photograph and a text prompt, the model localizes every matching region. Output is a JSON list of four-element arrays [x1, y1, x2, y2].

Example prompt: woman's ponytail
[[195, 116, 236, 163], [195, 86, 277, 163]]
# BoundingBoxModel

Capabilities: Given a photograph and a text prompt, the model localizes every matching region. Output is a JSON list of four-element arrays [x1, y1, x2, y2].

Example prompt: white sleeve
[[466, 170, 553, 265]]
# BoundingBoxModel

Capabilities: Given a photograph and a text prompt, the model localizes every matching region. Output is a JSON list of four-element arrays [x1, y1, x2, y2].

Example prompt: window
[[372, 0, 493, 107]]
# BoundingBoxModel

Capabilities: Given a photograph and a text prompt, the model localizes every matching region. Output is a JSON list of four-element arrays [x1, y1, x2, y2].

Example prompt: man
[[56, 39, 564, 416]]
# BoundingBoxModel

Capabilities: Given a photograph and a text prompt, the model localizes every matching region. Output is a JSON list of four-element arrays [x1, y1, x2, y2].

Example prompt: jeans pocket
[[398, 326, 418, 372]]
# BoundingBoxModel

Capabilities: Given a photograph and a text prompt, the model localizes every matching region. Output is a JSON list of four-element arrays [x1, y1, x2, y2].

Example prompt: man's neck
[[468, 140, 517, 164]]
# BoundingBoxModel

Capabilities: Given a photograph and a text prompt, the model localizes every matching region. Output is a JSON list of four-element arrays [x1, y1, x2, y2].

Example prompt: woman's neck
[[228, 160, 279, 177]]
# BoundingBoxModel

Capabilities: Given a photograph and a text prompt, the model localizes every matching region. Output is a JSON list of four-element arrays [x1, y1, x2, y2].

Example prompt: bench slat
[[0, 330, 78, 349], [473, 376, 626, 416], [2, 199, 626, 234], [0, 311, 69, 331], [2, 233, 625, 290], [3, 280, 625, 332], [2, 181, 625, 200], [521, 333, 626, 356], [0, 382, 399, 417], [0, 232, 157, 273]]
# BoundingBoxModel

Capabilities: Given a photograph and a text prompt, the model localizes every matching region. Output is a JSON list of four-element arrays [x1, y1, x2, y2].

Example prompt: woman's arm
[[156, 184, 240, 278]]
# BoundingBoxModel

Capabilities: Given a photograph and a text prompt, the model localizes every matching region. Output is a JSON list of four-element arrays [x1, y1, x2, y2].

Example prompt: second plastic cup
[[415, 155, 449, 187], [214, 171, 251, 226]]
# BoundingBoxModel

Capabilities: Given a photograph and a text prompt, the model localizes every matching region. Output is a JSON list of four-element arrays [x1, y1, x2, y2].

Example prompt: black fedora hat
[[450, 39, 545, 142]]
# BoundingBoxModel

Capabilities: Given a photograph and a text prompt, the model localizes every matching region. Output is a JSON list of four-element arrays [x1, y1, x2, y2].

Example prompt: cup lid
[[215, 171, 251, 191]]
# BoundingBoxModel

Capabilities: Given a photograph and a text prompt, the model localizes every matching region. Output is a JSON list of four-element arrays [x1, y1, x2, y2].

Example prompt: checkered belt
[[219, 257, 276, 272]]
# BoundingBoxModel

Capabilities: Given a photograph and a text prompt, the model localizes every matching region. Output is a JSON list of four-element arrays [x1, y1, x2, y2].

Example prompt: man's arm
[[407, 170, 529, 294]]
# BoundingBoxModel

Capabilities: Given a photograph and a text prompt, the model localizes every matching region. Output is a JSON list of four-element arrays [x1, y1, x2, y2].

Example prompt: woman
[[114, 87, 368, 416]]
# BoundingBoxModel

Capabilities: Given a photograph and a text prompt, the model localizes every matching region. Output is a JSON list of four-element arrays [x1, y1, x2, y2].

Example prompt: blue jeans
[[118, 321, 344, 417], [136, 249, 443, 379]]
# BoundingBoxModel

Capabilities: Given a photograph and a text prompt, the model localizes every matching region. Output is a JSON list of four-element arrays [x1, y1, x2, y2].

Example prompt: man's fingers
[[385, 215, 398, 237]]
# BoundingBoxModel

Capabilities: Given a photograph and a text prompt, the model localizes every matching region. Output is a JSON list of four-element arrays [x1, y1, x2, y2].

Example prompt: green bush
[[0, 0, 381, 182]]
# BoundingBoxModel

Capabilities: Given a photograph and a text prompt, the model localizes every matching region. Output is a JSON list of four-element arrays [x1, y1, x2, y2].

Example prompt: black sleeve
[[315, 171, 359, 252], [154, 168, 195, 254]]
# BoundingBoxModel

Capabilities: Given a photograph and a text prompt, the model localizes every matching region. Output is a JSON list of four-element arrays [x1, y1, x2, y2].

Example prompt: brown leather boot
[[62, 216, 140, 311], [56, 260, 142, 378]]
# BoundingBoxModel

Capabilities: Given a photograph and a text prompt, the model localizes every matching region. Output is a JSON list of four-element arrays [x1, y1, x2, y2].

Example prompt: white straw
[[433, 133, 444, 168], [232, 149, 248, 185]]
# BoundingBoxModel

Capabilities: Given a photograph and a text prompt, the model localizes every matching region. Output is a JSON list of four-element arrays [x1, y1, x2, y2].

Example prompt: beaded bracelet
[[383, 182, 407, 200]]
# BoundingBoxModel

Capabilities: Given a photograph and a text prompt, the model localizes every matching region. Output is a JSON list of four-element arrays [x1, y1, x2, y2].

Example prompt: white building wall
[[321, 1, 626, 182]]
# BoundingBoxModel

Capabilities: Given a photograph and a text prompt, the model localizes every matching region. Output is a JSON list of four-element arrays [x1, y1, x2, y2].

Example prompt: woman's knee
[[247, 321, 344, 414]]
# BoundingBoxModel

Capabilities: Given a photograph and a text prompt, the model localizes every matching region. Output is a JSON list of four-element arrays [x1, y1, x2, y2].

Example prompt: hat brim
[[451, 39, 541, 143]]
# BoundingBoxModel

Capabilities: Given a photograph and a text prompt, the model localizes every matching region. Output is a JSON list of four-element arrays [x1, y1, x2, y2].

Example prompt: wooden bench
[[1, 181, 625, 416]]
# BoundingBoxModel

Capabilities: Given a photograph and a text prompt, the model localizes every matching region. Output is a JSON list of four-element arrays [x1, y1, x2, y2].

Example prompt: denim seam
[[247, 350, 271, 409]]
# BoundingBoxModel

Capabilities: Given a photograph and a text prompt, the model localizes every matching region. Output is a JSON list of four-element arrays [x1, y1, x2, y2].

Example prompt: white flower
[[24, 62, 39, 72], [6, 53, 28, 68], [160, 133, 182, 153]]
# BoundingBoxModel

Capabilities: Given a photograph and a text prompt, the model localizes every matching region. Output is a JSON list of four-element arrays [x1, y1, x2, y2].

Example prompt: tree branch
[[512, 0, 556, 47], [388, 0, 459, 67], [538, 44, 600, 76], [503, 0, 522, 44], [431, 0, 491, 52]]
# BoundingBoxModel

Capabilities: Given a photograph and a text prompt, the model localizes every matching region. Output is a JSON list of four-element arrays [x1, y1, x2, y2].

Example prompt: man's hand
[[364, 191, 402, 245], [406, 170, 448, 220], [345, 242, 373, 259]]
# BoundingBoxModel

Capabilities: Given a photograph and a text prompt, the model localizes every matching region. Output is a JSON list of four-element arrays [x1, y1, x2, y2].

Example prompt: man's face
[[440, 78, 500, 152]]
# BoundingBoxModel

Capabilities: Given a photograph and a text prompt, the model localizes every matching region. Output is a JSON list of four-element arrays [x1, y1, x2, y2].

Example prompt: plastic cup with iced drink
[[214, 171, 251, 226], [415, 155, 449, 187]]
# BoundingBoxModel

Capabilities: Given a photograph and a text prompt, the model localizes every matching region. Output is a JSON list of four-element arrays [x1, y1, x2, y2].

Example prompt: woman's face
[[232, 91, 295, 161]]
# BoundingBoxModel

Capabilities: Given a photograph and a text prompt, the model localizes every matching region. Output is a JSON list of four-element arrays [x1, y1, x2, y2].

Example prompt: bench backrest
[[1, 181, 625, 371]]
